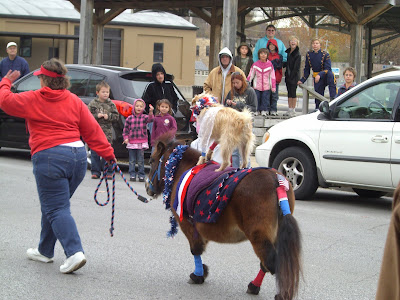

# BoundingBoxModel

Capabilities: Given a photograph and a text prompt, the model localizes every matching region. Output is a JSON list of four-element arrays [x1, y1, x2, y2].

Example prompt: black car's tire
[[352, 188, 387, 198], [272, 146, 318, 200]]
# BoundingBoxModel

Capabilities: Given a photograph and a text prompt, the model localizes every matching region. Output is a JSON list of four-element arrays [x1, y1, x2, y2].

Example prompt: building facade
[[0, 1, 197, 86]]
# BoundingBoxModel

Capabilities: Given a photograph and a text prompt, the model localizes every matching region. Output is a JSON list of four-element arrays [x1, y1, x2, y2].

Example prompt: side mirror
[[319, 101, 330, 114], [318, 100, 331, 120]]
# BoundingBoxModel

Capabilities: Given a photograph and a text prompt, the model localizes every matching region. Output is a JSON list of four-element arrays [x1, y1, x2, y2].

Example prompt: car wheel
[[85, 143, 92, 169], [272, 146, 318, 200], [352, 188, 387, 198]]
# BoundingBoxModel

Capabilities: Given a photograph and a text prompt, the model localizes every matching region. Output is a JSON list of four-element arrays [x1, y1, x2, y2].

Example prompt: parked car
[[0, 64, 196, 164], [255, 71, 400, 199]]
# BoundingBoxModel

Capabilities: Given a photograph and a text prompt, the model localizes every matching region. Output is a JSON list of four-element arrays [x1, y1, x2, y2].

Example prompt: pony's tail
[[275, 212, 302, 299]]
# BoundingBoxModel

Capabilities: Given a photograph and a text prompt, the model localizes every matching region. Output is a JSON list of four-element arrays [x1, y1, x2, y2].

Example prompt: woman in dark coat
[[283, 36, 301, 116]]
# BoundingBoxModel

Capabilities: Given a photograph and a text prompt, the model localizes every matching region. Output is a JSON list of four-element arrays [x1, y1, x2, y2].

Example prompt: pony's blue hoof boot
[[188, 264, 208, 284], [189, 272, 205, 284], [247, 282, 260, 295]]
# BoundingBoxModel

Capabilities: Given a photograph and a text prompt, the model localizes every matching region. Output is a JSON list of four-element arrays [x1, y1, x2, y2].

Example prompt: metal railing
[[298, 83, 329, 114]]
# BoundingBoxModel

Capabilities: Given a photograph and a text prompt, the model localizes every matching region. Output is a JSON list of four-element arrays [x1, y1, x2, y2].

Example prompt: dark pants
[[255, 89, 272, 112], [314, 71, 336, 108]]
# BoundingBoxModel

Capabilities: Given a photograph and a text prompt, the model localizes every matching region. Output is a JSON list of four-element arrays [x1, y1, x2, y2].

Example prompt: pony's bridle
[[147, 155, 164, 193]]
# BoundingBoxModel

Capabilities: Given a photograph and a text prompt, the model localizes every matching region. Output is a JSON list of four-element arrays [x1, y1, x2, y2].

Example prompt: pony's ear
[[155, 140, 166, 156]]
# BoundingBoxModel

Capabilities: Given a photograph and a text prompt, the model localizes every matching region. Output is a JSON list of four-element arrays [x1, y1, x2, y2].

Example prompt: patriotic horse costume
[[146, 142, 301, 299]]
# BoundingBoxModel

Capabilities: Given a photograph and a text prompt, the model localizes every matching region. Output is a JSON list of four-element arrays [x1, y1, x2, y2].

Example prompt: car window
[[67, 70, 105, 98], [15, 75, 40, 92], [333, 81, 400, 120]]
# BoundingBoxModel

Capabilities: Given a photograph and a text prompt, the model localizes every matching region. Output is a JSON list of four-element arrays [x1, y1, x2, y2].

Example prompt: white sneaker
[[270, 111, 278, 116], [27, 248, 54, 263], [261, 111, 268, 116], [289, 110, 296, 117], [60, 251, 86, 274]]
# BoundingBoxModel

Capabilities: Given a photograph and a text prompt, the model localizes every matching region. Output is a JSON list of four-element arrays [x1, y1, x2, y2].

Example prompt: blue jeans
[[128, 149, 145, 178], [255, 90, 271, 112], [232, 148, 251, 168], [270, 84, 279, 112], [91, 150, 112, 176], [32, 145, 87, 258]]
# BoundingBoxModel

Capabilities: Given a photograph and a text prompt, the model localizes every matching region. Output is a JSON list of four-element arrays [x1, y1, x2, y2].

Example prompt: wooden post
[[349, 6, 363, 83], [366, 24, 373, 79], [209, 6, 222, 70], [93, 9, 105, 65], [222, 0, 238, 55], [302, 87, 309, 114], [78, 0, 93, 64]]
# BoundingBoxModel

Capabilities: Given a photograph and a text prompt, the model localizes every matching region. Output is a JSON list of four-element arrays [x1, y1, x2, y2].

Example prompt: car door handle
[[394, 136, 400, 144], [371, 135, 388, 143]]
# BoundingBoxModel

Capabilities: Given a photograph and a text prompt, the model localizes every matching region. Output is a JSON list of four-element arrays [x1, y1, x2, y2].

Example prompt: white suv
[[255, 71, 400, 199]]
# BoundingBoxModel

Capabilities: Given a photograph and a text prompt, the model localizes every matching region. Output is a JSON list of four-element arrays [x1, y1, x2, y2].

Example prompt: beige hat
[[6, 42, 17, 49]]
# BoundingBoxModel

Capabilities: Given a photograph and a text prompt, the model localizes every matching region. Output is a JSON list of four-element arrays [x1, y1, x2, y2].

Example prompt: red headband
[[33, 65, 65, 78]]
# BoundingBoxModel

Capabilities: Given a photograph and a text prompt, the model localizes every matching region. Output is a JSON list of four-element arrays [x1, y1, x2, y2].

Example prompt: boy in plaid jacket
[[123, 99, 154, 182]]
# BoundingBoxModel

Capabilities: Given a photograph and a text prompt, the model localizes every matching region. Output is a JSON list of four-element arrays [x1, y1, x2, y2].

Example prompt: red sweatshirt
[[0, 78, 115, 161]]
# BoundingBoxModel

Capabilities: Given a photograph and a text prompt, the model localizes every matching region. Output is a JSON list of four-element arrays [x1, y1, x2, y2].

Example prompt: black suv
[[0, 64, 196, 162]]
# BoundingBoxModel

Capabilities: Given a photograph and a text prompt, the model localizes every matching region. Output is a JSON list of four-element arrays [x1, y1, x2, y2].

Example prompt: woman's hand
[[226, 99, 232, 106], [315, 75, 320, 83], [4, 70, 21, 83], [149, 104, 154, 113], [123, 139, 128, 144], [297, 81, 302, 85]]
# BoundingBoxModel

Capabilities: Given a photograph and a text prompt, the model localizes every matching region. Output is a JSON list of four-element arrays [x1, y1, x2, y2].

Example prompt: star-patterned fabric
[[193, 167, 257, 223]]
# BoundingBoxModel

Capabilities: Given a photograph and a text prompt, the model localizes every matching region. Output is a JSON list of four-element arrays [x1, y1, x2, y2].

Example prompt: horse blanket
[[173, 162, 262, 223]]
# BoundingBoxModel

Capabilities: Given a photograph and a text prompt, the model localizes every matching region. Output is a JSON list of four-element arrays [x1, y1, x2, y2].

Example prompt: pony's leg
[[176, 216, 209, 284], [247, 263, 268, 295], [189, 255, 209, 284], [246, 241, 277, 295]]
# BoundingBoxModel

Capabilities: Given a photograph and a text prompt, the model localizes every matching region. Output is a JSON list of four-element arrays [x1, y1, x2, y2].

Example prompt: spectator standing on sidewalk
[[0, 42, 30, 80], [283, 36, 301, 116], [253, 25, 287, 63], [232, 42, 254, 77], [88, 81, 119, 179]]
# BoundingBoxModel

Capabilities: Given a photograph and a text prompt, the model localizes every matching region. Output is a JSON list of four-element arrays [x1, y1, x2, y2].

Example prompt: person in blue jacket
[[0, 42, 30, 81], [297, 38, 336, 109], [253, 25, 287, 63]]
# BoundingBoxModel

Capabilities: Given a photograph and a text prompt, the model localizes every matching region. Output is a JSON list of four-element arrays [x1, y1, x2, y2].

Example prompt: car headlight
[[262, 132, 270, 143]]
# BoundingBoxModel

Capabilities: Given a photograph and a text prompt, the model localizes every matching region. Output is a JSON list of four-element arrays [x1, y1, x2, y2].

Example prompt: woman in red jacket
[[0, 58, 116, 274]]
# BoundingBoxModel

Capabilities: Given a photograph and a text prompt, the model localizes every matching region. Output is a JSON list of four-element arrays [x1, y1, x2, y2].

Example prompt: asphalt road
[[0, 148, 393, 300]]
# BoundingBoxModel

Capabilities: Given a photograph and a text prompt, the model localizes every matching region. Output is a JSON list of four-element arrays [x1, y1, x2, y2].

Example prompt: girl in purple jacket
[[247, 48, 276, 116], [151, 99, 177, 149]]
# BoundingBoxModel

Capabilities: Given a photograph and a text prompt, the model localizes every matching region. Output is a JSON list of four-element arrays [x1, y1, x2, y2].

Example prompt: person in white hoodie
[[203, 47, 245, 103]]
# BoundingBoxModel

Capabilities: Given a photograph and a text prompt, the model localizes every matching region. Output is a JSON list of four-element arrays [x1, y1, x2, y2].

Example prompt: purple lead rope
[[94, 162, 149, 237]]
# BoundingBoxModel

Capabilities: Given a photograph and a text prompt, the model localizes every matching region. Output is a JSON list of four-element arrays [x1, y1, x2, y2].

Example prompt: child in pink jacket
[[247, 48, 276, 116]]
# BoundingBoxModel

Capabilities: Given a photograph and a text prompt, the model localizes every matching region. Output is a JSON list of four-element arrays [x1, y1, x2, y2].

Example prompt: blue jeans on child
[[91, 150, 112, 176], [270, 84, 279, 113], [255, 90, 271, 112], [32, 145, 87, 258], [128, 149, 145, 179]]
